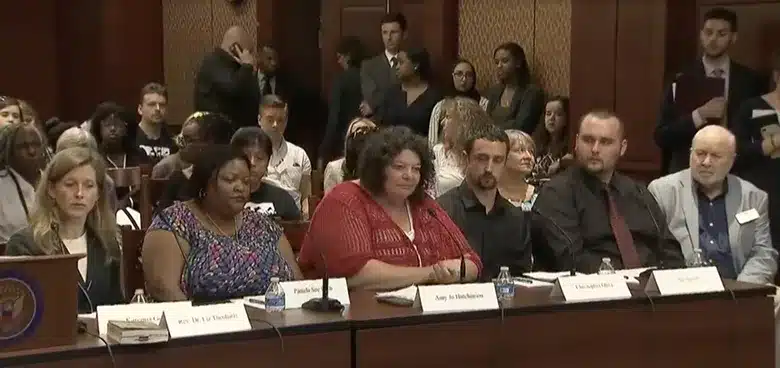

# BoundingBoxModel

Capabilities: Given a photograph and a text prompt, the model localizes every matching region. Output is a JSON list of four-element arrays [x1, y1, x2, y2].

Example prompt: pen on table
[[513, 277, 535, 284], [247, 298, 265, 305]]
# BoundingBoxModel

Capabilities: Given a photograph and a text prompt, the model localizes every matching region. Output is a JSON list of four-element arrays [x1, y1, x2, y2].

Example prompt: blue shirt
[[696, 189, 736, 279]]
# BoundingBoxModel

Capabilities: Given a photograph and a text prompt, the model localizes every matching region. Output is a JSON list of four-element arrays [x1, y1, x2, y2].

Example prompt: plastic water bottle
[[495, 266, 515, 301], [129, 289, 148, 303], [265, 277, 285, 312], [686, 248, 710, 268], [597, 258, 616, 275]]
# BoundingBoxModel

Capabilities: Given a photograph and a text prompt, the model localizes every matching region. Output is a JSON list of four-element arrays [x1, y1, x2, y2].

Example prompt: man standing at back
[[654, 8, 765, 174], [194, 26, 259, 130], [359, 13, 407, 118], [532, 111, 684, 272]]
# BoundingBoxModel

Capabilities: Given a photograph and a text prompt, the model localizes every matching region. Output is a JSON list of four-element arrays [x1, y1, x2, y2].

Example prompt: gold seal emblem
[[0, 272, 41, 342]]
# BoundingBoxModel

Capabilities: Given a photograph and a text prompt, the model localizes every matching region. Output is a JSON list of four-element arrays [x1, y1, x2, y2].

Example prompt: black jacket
[[194, 48, 260, 130]]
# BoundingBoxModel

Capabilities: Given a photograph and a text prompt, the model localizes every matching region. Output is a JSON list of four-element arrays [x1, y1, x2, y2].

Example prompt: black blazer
[[194, 48, 260, 129], [485, 83, 545, 134], [654, 60, 766, 175], [5, 227, 124, 313], [319, 66, 362, 160]]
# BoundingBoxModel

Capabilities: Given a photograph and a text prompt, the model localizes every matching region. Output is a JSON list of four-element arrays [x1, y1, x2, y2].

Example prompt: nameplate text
[[418, 283, 499, 313], [160, 303, 251, 339], [96, 301, 192, 336], [645, 266, 724, 296], [550, 274, 632, 302], [279, 278, 350, 309]]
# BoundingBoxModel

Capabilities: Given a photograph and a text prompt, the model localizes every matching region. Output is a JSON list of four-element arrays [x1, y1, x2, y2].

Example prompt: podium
[[0, 254, 82, 353]]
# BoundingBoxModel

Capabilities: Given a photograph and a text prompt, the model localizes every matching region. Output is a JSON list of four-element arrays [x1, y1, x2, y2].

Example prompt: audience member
[[499, 130, 537, 210], [428, 58, 489, 146], [143, 145, 301, 302], [438, 124, 532, 280], [299, 126, 481, 290], [532, 111, 684, 272], [323, 117, 377, 193], [375, 48, 441, 136], [5, 148, 123, 311], [655, 8, 766, 174], [360, 13, 407, 117], [194, 26, 259, 129], [136, 83, 176, 163], [485, 42, 544, 134], [0, 96, 22, 127], [532, 95, 573, 180], [231, 127, 301, 221], [0, 122, 47, 243]]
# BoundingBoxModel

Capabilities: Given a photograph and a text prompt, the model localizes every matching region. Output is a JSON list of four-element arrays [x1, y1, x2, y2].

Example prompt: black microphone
[[301, 250, 344, 312], [52, 223, 95, 314], [531, 207, 577, 276], [635, 183, 668, 270], [427, 209, 466, 283]]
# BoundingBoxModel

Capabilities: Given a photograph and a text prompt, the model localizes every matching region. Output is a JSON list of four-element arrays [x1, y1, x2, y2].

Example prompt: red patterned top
[[299, 182, 482, 278]]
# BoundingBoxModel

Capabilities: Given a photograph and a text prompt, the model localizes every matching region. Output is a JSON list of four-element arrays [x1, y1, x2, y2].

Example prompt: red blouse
[[298, 182, 482, 278]]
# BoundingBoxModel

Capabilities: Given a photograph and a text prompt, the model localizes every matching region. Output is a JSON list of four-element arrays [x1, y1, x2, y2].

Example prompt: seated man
[[648, 125, 777, 283], [532, 110, 685, 272], [438, 123, 532, 280], [257, 95, 312, 218]]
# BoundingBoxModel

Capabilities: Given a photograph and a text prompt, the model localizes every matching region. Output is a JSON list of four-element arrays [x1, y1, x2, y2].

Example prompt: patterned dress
[[148, 201, 293, 300]]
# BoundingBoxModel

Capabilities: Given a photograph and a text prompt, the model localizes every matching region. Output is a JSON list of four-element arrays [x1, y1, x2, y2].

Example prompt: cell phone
[[229, 42, 244, 59]]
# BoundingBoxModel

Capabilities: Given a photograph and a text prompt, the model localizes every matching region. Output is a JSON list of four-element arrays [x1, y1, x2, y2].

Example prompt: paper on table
[[523, 271, 585, 282], [513, 277, 552, 288], [375, 285, 418, 302], [612, 267, 656, 285], [78, 312, 97, 319], [237, 295, 265, 310]]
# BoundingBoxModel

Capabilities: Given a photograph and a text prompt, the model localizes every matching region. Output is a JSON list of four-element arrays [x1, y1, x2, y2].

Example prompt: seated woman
[[299, 126, 481, 290], [427, 58, 489, 146], [0, 96, 22, 127], [230, 127, 301, 221], [0, 122, 47, 244], [156, 112, 231, 209], [6, 147, 123, 312], [142, 145, 302, 302], [433, 97, 493, 197], [56, 127, 119, 213], [531, 95, 573, 180], [323, 117, 378, 193], [499, 130, 538, 211]]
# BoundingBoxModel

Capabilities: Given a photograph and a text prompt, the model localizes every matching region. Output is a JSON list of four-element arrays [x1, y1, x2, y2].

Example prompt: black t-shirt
[[247, 182, 301, 221], [136, 126, 177, 164]]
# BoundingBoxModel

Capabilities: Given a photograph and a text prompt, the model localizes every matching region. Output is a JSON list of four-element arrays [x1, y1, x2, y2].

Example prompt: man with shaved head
[[532, 110, 684, 272], [194, 26, 260, 130], [649, 125, 777, 284]]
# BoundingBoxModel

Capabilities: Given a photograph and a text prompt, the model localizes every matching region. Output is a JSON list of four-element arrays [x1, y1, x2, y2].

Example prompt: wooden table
[[1, 280, 774, 368]]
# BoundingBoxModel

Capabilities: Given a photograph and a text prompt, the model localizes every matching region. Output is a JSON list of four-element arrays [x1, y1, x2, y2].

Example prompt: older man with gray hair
[[649, 125, 779, 366]]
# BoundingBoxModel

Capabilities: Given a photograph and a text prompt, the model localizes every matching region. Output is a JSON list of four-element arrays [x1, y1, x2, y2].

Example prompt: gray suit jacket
[[360, 54, 397, 111], [648, 169, 777, 284]]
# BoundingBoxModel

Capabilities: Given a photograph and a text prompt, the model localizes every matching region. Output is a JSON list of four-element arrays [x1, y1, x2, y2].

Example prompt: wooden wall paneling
[[101, 0, 165, 115], [56, 0, 103, 121], [569, 0, 618, 124], [613, 0, 667, 181], [665, 0, 698, 80]]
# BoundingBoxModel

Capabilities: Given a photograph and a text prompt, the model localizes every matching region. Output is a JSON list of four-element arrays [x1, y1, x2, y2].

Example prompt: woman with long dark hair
[[532, 95, 573, 179], [485, 42, 545, 134]]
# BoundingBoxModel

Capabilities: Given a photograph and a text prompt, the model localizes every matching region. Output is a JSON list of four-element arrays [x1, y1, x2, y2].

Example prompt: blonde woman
[[323, 117, 377, 193], [6, 147, 123, 312], [499, 129, 537, 211], [433, 97, 492, 197]]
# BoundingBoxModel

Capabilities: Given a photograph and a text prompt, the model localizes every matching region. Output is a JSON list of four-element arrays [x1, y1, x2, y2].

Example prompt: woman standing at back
[[485, 42, 545, 134]]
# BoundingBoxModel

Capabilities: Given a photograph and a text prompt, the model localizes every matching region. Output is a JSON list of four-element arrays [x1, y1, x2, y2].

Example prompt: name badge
[[645, 266, 724, 296], [97, 301, 192, 336], [245, 202, 277, 215], [160, 303, 251, 339], [550, 274, 631, 302], [279, 278, 350, 309], [735, 208, 759, 225], [418, 283, 499, 313]]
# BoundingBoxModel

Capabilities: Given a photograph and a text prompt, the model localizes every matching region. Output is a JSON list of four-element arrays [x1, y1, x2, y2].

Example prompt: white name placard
[[418, 283, 499, 313], [96, 301, 192, 336], [279, 278, 350, 309], [645, 266, 724, 296], [160, 303, 251, 339], [550, 274, 632, 302]]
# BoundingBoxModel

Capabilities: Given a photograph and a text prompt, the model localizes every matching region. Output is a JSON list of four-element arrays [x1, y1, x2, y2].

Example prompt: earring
[[198, 189, 205, 199]]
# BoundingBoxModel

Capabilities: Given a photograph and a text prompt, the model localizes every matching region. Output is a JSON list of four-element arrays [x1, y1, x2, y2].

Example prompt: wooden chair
[[278, 220, 310, 253], [120, 226, 145, 299], [140, 175, 169, 228], [311, 169, 324, 198]]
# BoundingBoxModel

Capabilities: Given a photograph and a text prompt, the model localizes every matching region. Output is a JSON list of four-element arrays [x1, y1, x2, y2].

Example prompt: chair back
[[140, 175, 169, 228], [278, 220, 310, 253], [106, 167, 141, 188], [311, 169, 324, 197], [120, 226, 145, 299]]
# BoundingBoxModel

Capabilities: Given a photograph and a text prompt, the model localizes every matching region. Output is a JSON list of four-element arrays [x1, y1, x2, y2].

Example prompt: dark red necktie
[[605, 189, 641, 268]]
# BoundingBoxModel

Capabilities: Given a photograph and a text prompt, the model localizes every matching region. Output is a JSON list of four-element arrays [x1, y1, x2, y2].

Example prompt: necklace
[[106, 154, 126, 168], [203, 210, 239, 242]]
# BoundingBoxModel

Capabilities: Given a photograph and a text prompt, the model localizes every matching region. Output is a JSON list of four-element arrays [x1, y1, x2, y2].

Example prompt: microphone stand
[[531, 208, 577, 276], [301, 251, 344, 312]]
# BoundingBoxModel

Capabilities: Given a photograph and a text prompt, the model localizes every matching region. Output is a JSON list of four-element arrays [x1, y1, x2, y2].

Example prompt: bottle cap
[[270, 277, 280, 282], [134, 288, 144, 294], [601, 257, 610, 262], [499, 266, 509, 271]]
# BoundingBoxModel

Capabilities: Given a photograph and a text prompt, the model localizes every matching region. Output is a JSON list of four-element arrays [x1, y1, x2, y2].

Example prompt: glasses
[[452, 71, 474, 79]]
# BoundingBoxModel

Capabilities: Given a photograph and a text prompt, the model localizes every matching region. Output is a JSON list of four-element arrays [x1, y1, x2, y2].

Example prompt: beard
[[476, 173, 497, 190]]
